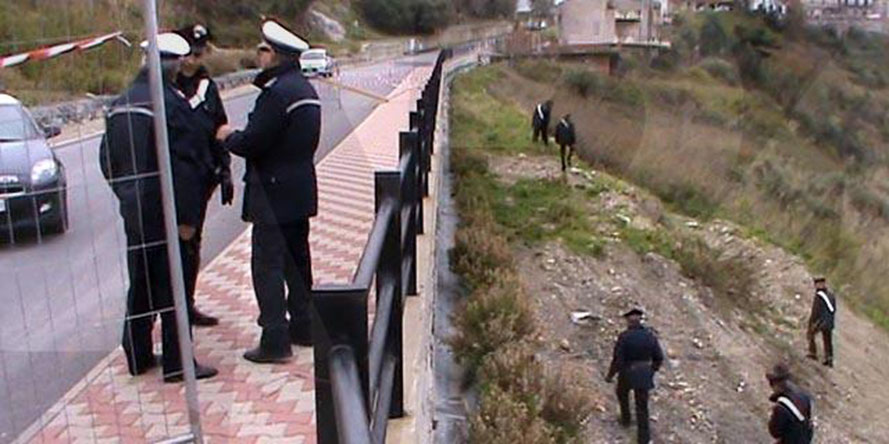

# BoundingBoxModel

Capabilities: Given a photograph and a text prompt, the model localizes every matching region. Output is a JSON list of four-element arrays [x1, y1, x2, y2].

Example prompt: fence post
[[312, 286, 370, 444], [374, 171, 405, 418], [140, 0, 203, 441], [399, 132, 419, 295]]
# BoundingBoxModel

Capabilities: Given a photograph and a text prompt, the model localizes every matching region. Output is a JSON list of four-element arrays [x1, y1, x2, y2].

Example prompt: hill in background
[[0, 0, 511, 104], [499, 10, 889, 331]]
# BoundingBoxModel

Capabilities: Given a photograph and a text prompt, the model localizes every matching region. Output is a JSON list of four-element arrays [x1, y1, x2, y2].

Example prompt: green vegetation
[[449, 67, 591, 443], [496, 10, 889, 329], [0, 0, 507, 104]]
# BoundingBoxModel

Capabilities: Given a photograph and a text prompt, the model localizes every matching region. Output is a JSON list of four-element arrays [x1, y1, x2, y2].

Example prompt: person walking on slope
[[766, 364, 814, 444], [554, 113, 576, 172], [807, 277, 836, 367], [606, 308, 665, 444], [531, 99, 553, 146]]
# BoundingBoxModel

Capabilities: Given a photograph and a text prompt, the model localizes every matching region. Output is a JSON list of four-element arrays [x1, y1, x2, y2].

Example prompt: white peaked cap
[[262, 20, 310, 55], [139, 32, 191, 57]]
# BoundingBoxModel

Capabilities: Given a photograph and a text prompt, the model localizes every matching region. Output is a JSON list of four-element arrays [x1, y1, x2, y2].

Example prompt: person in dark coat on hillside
[[554, 113, 576, 172], [99, 33, 217, 383], [766, 364, 814, 444], [531, 99, 553, 145], [606, 308, 665, 444], [216, 20, 321, 364], [806, 277, 836, 367], [174, 23, 234, 327]]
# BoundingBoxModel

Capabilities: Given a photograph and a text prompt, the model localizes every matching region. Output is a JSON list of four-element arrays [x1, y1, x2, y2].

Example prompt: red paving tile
[[18, 65, 432, 443]]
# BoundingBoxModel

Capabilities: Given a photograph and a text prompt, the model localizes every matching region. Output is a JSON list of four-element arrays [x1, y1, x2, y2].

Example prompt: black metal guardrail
[[311, 49, 451, 444]]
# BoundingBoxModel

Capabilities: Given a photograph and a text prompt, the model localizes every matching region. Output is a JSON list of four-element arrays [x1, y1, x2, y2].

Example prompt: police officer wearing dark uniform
[[174, 23, 235, 327], [531, 100, 553, 145], [216, 20, 320, 364], [99, 33, 217, 382], [605, 308, 664, 444], [807, 276, 836, 367], [554, 113, 576, 172], [766, 364, 814, 444]]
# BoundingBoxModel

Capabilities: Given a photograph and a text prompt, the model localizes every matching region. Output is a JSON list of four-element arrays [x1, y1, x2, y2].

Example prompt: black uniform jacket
[[99, 69, 209, 245], [223, 60, 320, 225], [607, 325, 665, 390], [555, 118, 576, 146], [532, 102, 552, 130], [176, 66, 230, 185], [809, 289, 837, 331], [768, 384, 814, 444]]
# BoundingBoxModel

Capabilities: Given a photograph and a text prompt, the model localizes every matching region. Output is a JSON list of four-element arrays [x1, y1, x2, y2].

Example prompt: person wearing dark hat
[[806, 277, 836, 367], [532, 99, 553, 146], [766, 364, 814, 443], [605, 308, 664, 444], [554, 113, 576, 172], [99, 32, 217, 382], [216, 19, 320, 363], [173, 23, 233, 328]]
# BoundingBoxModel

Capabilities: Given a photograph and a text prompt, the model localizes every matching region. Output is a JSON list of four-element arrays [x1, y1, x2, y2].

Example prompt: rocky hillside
[[449, 64, 889, 443]]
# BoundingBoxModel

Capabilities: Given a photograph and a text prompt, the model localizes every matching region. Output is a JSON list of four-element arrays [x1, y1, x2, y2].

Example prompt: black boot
[[290, 323, 313, 347], [244, 346, 293, 364], [191, 307, 219, 327], [164, 362, 219, 383]]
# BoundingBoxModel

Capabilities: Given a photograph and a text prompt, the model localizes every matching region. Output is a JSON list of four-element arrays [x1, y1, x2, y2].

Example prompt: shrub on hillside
[[453, 0, 515, 18], [479, 343, 591, 442], [698, 57, 740, 85], [562, 69, 644, 107], [451, 222, 513, 289], [469, 385, 556, 444], [700, 14, 730, 57], [513, 59, 564, 84], [360, 0, 451, 34], [450, 271, 535, 378]]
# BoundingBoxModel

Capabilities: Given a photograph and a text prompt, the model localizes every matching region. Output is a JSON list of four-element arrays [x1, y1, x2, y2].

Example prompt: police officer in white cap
[[174, 23, 233, 328], [216, 20, 321, 363], [100, 32, 218, 382]]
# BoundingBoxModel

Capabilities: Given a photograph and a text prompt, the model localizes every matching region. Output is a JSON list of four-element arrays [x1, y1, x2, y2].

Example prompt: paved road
[[0, 54, 434, 442]]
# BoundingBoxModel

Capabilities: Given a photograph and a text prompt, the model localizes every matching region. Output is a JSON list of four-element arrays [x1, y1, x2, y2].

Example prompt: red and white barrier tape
[[0, 31, 130, 69]]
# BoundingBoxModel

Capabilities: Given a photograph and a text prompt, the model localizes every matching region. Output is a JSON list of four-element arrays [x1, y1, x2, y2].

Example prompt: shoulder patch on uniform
[[777, 396, 806, 422], [286, 98, 321, 114], [189, 79, 211, 109], [817, 290, 835, 313], [107, 106, 154, 119]]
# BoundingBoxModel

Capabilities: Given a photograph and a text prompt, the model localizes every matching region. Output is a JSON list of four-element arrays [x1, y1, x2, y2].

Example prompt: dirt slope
[[491, 154, 889, 443]]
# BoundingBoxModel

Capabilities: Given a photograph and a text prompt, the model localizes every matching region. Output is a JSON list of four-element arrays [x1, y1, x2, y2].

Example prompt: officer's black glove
[[220, 170, 234, 206]]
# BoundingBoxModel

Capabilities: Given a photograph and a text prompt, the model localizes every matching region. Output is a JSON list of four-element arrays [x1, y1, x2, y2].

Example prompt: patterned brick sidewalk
[[20, 65, 432, 444]]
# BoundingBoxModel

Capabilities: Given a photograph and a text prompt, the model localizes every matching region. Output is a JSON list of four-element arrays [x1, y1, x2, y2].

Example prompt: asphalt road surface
[[0, 53, 435, 442]]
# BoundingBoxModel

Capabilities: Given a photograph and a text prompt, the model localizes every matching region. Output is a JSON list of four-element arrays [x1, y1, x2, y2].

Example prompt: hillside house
[[558, 0, 664, 45]]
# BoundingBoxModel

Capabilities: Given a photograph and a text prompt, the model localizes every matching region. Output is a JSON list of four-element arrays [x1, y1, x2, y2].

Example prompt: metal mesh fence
[[0, 1, 443, 442]]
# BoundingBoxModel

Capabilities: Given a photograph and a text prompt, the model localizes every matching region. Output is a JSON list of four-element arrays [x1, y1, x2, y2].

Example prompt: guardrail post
[[399, 132, 419, 295], [313, 286, 370, 444], [375, 171, 405, 418]]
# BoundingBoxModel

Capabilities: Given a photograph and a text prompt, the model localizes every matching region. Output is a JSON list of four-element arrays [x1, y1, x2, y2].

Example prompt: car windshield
[[302, 51, 326, 60], [0, 105, 41, 141]]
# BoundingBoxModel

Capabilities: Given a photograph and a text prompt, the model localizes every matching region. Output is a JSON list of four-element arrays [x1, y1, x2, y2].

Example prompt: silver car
[[0, 93, 67, 237]]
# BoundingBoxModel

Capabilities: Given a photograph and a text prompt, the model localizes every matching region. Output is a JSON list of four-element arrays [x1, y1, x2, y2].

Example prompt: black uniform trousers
[[251, 219, 313, 353], [533, 124, 549, 145], [560, 144, 574, 171], [807, 326, 834, 363], [121, 242, 183, 378], [617, 377, 651, 444], [180, 180, 217, 320]]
